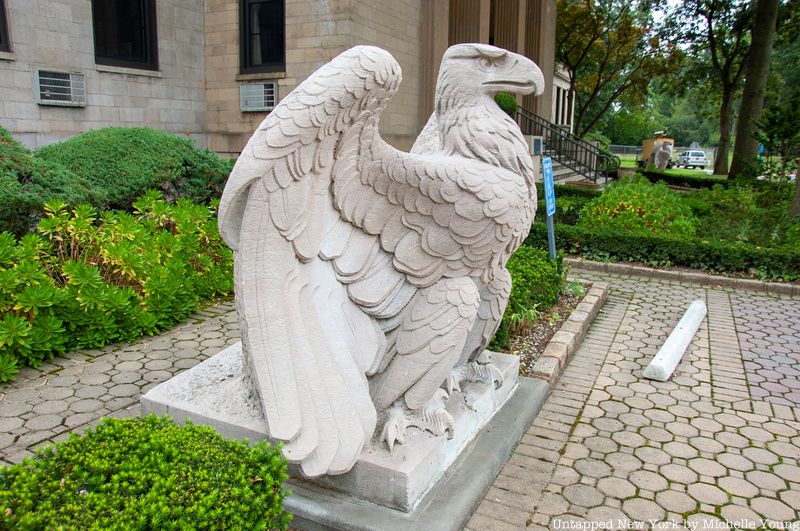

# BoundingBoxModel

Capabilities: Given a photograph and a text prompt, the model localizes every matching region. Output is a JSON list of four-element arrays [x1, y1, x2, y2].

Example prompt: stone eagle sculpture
[[218, 43, 543, 477]]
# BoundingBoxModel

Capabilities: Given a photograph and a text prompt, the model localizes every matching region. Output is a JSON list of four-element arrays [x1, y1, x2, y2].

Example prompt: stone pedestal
[[141, 343, 548, 529]]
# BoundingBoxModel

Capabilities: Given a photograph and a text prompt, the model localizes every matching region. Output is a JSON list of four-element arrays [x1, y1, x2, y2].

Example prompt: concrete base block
[[142, 342, 547, 527]]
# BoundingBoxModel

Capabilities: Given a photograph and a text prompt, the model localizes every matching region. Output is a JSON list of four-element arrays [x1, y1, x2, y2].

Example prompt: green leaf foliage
[[494, 93, 518, 117], [525, 222, 800, 281], [0, 193, 232, 382], [490, 246, 564, 350], [578, 176, 697, 238], [0, 416, 291, 530], [0, 127, 97, 236], [35, 127, 234, 210]]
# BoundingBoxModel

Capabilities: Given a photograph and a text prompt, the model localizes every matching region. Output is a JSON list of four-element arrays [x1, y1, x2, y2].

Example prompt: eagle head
[[441, 43, 545, 98]]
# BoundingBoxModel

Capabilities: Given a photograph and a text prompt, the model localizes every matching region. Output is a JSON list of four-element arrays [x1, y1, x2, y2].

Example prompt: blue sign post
[[542, 156, 557, 261]]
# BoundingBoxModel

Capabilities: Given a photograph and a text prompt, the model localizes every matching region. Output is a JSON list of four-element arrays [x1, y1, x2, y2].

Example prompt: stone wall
[[351, 0, 422, 151], [0, 0, 207, 149], [204, 0, 355, 157]]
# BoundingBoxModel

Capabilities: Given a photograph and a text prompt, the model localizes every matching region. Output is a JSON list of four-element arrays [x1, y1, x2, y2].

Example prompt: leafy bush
[[525, 222, 800, 281], [0, 416, 291, 530], [0, 127, 97, 236], [578, 176, 696, 238], [35, 127, 233, 210], [584, 130, 611, 153], [0, 193, 232, 382], [491, 247, 564, 349], [494, 93, 518, 117]]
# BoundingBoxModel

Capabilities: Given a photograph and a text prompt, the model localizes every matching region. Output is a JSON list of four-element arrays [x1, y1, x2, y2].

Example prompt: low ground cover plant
[[490, 246, 565, 350], [0, 192, 233, 383], [578, 175, 696, 238], [0, 416, 291, 530]]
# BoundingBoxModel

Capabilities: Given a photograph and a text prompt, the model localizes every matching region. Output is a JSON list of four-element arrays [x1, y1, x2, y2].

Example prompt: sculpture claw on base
[[446, 355, 504, 398], [381, 389, 455, 452]]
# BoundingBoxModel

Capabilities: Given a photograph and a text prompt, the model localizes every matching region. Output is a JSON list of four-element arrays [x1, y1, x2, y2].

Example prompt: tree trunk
[[791, 177, 800, 218], [714, 89, 734, 175], [729, 0, 780, 179]]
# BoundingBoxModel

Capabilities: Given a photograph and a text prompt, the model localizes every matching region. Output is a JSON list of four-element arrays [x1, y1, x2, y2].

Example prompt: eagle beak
[[482, 53, 544, 96]]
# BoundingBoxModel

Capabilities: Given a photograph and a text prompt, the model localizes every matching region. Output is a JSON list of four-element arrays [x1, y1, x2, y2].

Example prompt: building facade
[[0, 0, 557, 156]]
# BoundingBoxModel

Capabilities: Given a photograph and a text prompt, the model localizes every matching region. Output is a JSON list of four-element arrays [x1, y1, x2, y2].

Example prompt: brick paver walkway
[[0, 300, 238, 466], [468, 271, 800, 530], [2, 272, 799, 530]]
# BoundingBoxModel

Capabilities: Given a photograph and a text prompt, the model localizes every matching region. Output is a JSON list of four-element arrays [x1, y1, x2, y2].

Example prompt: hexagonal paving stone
[[108, 384, 141, 398], [688, 436, 725, 454], [584, 436, 618, 454], [24, 415, 62, 431], [597, 476, 636, 499], [563, 484, 604, 508], [655, 490, 697, 514], [719, 504, 762, 527], [660, 463, 699, 485], [717, 476, 759, 498], [745, 470, 787, 491], [741, 447, 780, 465], [662, 441, 698, 459], [630, 470, 668, 491], [716, 452, 755, 472], [688, 457, 726, 478], [750, 497, 795, 521], [622, 498, 665, 522], [612, 431, 646, 448], [70, 399, 104, 414], [574, 458, 612, 479], [31, 400, 69, 415], [687, 482, 729, 506], [639, 426, 673, 443], [738, 426, 774, 443], [605, 452, 643, 473], [634, 447, 671, 466]]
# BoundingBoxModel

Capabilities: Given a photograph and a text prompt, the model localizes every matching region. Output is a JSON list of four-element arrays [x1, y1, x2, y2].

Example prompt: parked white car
[[676, 150, 709, 169]]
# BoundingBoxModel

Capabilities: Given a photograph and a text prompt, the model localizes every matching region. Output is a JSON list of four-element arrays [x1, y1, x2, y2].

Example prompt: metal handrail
[[516, 106, 620, 183]]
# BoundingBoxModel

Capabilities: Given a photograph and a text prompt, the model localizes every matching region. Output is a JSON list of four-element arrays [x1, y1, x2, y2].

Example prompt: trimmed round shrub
[[0, 416, 292, 530], [491, 246, 564, 349], [494, 93, 518, 117], [0, 127, 96, 236], [35, 127, 233, 209], [578, 175, 696, 238]]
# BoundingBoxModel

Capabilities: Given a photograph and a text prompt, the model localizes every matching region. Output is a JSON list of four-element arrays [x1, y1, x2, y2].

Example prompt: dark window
[[240, 0, 285, 74], [0, 0, 10, 52], [91, 0, 158, 70]]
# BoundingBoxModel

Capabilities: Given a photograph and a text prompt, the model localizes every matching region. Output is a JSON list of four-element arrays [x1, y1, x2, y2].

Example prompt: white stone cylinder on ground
[[643, 300, 707, 382]]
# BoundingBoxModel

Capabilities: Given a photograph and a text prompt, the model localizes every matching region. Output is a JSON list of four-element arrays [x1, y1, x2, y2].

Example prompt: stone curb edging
[[566, 257, 800, 297], [529, 280, 609, 383]]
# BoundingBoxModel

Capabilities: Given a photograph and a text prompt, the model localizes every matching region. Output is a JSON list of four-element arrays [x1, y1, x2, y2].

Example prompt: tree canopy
[[556, 0, 683, 137]]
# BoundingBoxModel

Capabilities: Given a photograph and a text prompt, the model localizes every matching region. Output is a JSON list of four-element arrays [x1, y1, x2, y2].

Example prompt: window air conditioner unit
[[36, 69, 86, 107], [240, 82, 277, 112]]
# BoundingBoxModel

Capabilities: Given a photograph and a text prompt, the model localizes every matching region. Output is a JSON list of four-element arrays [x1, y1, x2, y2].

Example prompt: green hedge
[[490, 246, 564, 349], [0, 416, 291, 530], [0, 128, 97, 236], [0, 193, 233, 383], [35, 127, 233, 210], [637, 169, 774, 190], [526, 222, 800, 281]]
